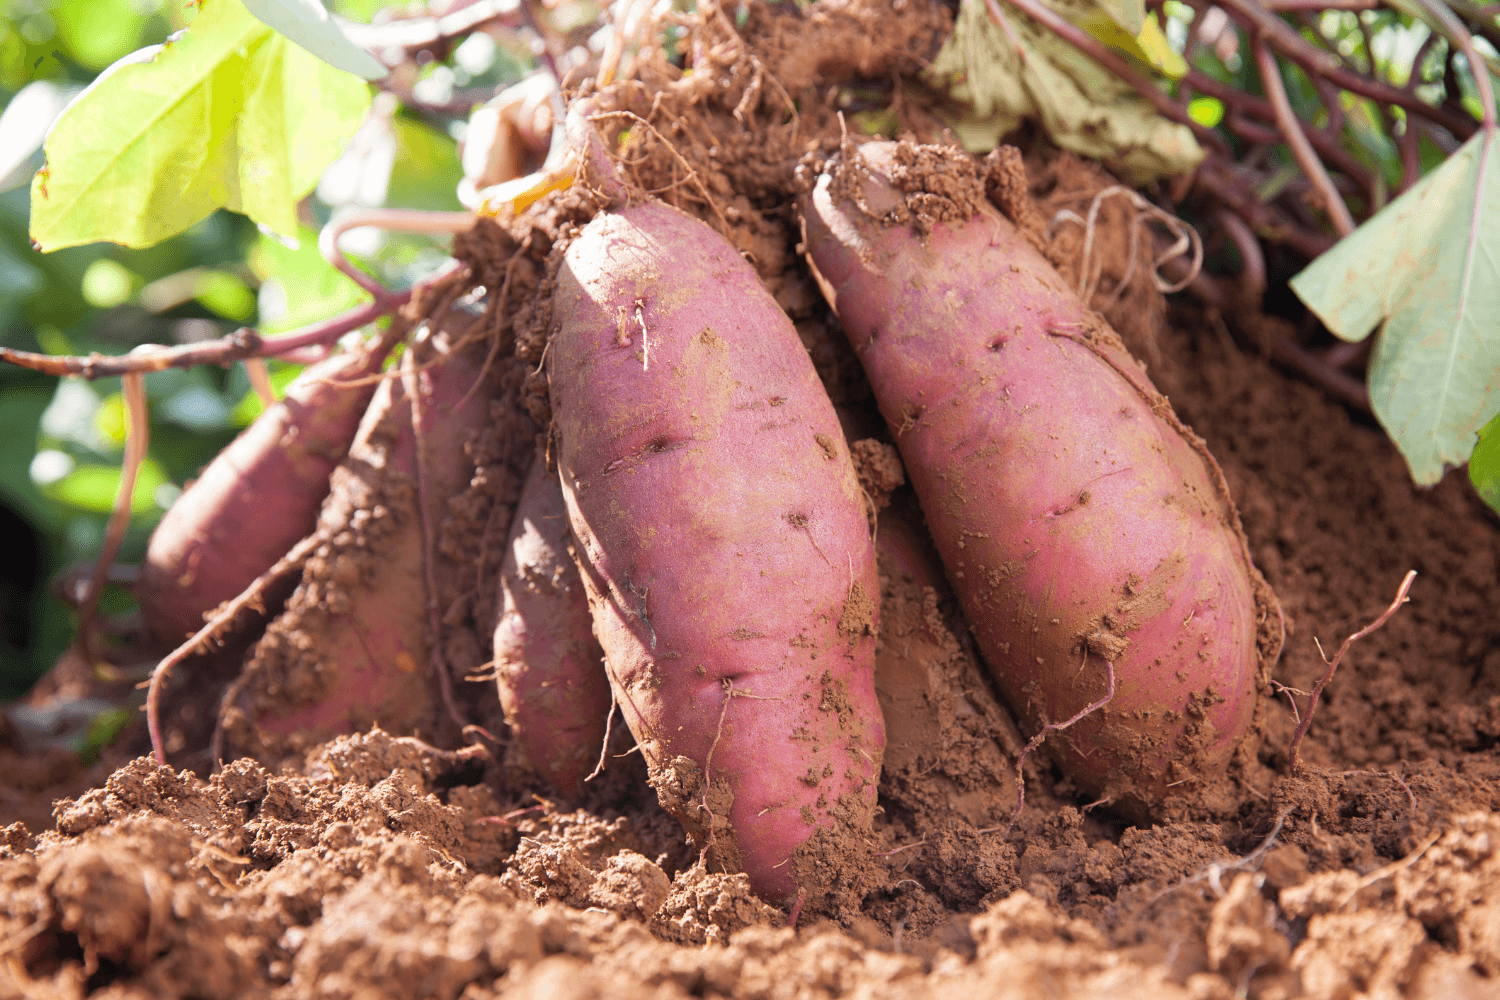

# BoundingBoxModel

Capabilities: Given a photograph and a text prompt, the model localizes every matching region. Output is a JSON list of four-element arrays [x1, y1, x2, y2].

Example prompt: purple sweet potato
[[492, 451, 611, 795], [138, 342, 390, 647], [802, 141, 1281, 813], [234, 339, 492, 751], [548, 199, 883, 907]]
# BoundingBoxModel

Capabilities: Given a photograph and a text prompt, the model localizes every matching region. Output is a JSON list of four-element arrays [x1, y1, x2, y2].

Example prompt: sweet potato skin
[[492, 453, 610, 795], [549, 200, 882, 905], [803, 141, 1276, 811], [138, 346, 386, 647], [241, 342, 491, 748]]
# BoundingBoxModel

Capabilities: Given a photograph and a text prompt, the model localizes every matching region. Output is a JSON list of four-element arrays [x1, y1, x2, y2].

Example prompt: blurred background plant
[[0, 0, 519, 702]]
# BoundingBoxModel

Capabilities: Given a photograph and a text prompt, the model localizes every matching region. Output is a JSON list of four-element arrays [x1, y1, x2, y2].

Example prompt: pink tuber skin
[[549, 199, 883, 907], [492, 452, 611, 795], [137, 340, 392, 648], [246, 341, 491, 746], [803, 141, 1279, 814]]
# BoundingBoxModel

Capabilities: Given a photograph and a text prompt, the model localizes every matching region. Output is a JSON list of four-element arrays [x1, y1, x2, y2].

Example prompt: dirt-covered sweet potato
[[137, 342, 390, 647], [228, 339, 494, 753], [492, 452, 611, 795], [548, 198, 883, 908], [802, 140, 1281, 813]]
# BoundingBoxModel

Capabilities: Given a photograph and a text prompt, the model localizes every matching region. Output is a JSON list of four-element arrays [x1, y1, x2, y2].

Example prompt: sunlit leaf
[[1091, 0, 1144, 34], [1472, 409, 1500, 513], [29, 0, 371, 252], [1188, 96, 1224, 127], [193, 269, 258, 321], [385, 116, 465, 212], [81, 260, 134, 308], [94, 392, 128, 449], [51, 0, 152, 71], [45, 458, 169, 515], [1076, 10, 1185, 80], [248, 225, 367, 332], [925, 0, 1202, 183], [1291, 129, 1500, 485], [242, 0, 387, 79]]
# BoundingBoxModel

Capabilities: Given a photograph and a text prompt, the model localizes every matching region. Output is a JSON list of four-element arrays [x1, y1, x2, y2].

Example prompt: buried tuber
[[137, 337, 395, 649]]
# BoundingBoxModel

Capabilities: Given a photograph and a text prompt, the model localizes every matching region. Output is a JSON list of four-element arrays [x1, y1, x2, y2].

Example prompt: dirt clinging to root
[[4, 0, 1500, 997]]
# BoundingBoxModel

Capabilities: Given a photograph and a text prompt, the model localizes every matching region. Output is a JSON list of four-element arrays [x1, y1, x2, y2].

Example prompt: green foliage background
[[0, 0, 479, 698]]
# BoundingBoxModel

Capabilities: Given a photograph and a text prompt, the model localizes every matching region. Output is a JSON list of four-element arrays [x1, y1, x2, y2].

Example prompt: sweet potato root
[[492, 452, 611, 795], [549, 198, 882, 907], [224, 338, 494, 755], [137, 341, 391, 647], [803, 141, 1281, 813]]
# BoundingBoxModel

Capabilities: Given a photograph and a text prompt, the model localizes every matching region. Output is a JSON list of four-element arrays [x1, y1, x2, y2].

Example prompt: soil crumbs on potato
[[5, 1, 1500, 997]]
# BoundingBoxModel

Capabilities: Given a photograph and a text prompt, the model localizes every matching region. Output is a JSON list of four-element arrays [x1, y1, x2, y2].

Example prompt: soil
[[4, 2, 1500, 998]]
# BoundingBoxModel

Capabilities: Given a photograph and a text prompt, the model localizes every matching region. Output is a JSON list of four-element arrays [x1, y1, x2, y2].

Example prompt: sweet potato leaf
[[1092, 0, 1144, 34], [1290, 129, 1500, 486], [1472, 409, 1500, 514], [29, 0, 370, 252], [242, 0, 387, 80], [248, 225, 367, 333], [924, 0, 1202, 183]]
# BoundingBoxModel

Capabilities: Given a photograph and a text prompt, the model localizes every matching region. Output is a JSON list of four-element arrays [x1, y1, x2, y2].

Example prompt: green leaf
[[1187, 96, 1224, 127], [1290, 128, 1500, 485], [1472, 409, 1500, 513], [242, 0, 387, 80], [385, 116, 465, 212], [30, 0, 371, 252], [80, 706, 135, 764], [45, 458, 169, 515], [248, 225, 366, 332], [1091, 0, 1145, 34], [194, 269, 258, 321], [924, 0, 1202, 183], [51, 0, 152, 71]]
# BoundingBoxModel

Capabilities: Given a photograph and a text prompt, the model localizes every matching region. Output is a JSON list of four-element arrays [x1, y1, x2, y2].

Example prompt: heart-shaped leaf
[[1291, 128, 1500, 486], [30, 0, 371, 251]]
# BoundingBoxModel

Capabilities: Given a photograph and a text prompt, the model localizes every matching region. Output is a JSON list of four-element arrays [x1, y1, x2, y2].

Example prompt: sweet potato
[[802, 141, 1280, 813], [549, 198, 883, 907], [492, 451, 611, 795], [138, 342, 390, 647], [228, 338, 493, 753]]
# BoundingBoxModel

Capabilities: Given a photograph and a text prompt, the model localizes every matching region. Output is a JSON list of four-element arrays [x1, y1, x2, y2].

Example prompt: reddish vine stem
[[340, 0, 523, 65], [76, 372, 148, 665], [1288, 570, 1417, 775], [1182, 67, 1376, 195], [1254, 37, 1358, 237], [1213, 0, 1479, 138], [0, 292, 410, 380], [319, 208, 475, 301], [146, 534, 321, 765], [1410, 0, 1497, 130], [1004, 655, 1117, 837]]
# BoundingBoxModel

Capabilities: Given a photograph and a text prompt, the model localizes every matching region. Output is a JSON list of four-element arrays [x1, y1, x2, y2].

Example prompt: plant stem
[[1254, 38, 1357, 236], [1288, 571, 1416, 775]]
